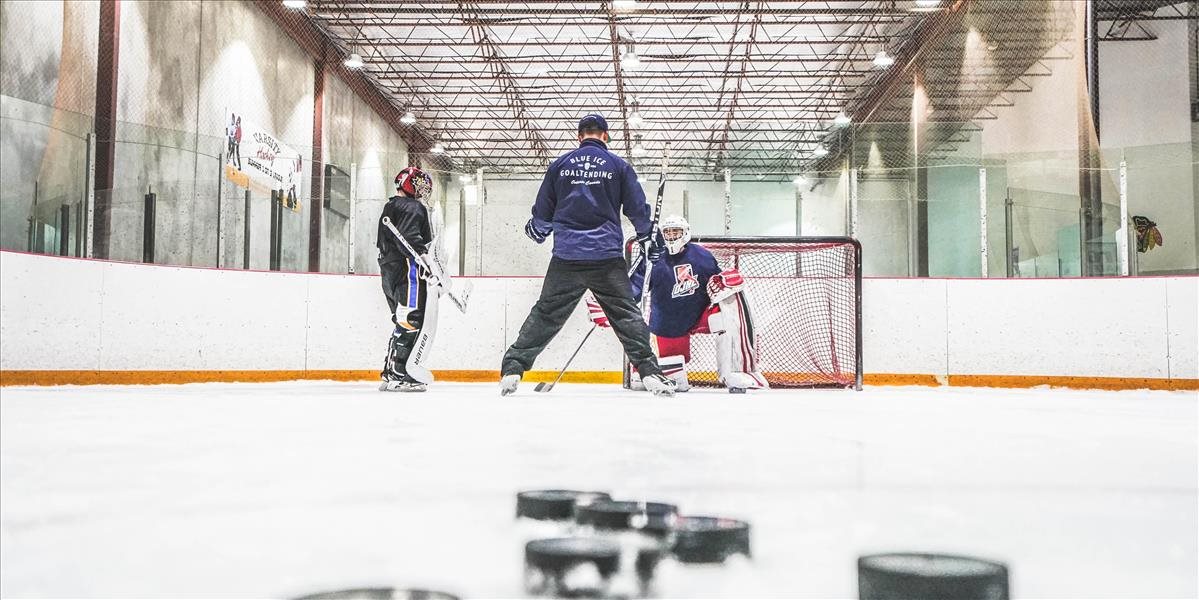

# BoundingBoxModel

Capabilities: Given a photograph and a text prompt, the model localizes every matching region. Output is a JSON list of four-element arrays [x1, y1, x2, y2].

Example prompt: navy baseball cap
[[578, 113, 608, 132]]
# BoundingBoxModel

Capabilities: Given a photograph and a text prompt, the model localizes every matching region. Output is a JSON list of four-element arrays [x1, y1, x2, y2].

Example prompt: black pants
[[503, 256, 661, 378], [380, 256, 428, 376]]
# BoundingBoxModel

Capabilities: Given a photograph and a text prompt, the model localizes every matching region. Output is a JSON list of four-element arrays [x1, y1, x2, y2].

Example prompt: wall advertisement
[[224, 110, 303, 211]]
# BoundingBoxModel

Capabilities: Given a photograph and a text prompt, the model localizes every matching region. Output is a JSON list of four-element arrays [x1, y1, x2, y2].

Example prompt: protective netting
[[628, 237, 861, 389]]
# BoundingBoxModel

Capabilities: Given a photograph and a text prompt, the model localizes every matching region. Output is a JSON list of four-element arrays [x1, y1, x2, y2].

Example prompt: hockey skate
[[499, 373, 521, 396], [380, 378, 427, 393], [641, 373, 677, 397]]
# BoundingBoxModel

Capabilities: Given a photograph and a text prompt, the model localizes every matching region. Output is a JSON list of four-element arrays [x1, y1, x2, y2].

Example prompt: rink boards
[[0, 250, 1196, 389]]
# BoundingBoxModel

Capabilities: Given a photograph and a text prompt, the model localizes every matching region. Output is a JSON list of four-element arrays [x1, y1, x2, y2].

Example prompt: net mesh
[[629, 237, 861, 389]]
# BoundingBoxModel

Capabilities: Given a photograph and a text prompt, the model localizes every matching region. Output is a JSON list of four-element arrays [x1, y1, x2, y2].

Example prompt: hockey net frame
[[625, 236, 862, 390]]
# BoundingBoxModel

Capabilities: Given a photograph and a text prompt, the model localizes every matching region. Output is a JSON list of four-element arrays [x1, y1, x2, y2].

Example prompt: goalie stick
[[380, 216, 470, 313]]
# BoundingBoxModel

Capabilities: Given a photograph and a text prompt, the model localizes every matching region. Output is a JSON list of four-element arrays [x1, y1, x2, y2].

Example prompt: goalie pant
[[378, 194, 438, 385]]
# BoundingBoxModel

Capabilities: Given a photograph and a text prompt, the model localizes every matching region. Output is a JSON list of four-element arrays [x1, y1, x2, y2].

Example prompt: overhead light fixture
[[613, 0, 638, 11], [813, 146, 829, 157], [912, 0, 941, 10], [621, 49, 641, 71], [400, 111, 416, 125], [987, 41, 1000, 51], [431, 141, 446, 154], [833, 112, 852, 126], [343, 52, 364, 69], [756, 173, 766, 181], [631, 134, 647, 157], [282, 0, 306, 8], [873, 50, 895, 68], [793, 174, 809, 186], [628, 111, 644, 129]]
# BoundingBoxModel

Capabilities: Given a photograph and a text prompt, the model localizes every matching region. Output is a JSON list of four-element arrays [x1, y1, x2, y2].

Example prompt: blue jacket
[[531, 139, 651, 261]]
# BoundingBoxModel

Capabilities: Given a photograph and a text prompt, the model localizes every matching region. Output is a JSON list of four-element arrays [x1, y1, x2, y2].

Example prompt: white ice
[[1, 382, 1195, 598]]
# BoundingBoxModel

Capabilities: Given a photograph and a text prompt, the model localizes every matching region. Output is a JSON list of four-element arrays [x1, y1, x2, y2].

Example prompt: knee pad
[[394, 306, 424, 331]]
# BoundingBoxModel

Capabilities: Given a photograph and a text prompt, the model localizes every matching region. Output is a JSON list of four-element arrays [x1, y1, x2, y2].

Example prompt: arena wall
[[2, 251, 1195, 390]]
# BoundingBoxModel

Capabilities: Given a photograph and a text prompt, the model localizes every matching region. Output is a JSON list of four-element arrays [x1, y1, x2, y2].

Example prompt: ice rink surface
[[1, 381, 1196, 598]]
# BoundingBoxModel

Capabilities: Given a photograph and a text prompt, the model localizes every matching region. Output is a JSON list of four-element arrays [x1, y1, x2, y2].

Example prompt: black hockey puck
[[525, 537, 622, 596], [516, 489, 611, 521], [574, 500, 679, 537], [293, 589, 458, 600], [671, 516, 751, 563], [858, 553, 1009, 600]]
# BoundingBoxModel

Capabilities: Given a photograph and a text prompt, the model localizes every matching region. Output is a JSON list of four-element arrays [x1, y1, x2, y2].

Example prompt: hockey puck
[[858, 553, 1009, 600], [525, 537, 622, 596], [516, 489, 611, 521], [574, 500, 679, 537], [293, 589, 458, 600], [671, 516, 751, 563]]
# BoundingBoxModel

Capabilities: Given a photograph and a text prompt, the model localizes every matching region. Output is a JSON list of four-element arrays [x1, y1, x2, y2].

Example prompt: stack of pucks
[[524, 537, 622, 597], [517, 489, 612, 521], [857, 553, 1009, 600], [573, 500, 679, 539], [671, 516, 752, 563], [292, 588, 458, 600]]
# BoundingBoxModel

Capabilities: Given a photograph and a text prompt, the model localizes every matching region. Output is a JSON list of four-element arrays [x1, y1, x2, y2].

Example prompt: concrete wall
[[3, 251, 1196, 385], [0, 0, 98, 254]]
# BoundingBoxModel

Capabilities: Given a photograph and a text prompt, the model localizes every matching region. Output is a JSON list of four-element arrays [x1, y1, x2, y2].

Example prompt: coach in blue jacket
[[499, 114, 675, 397]]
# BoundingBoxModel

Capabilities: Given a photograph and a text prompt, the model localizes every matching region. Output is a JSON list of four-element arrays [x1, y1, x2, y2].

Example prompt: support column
[[979, 167, 988, 277], [912, 68, 930, 277], [1079, 0, 1105, 276], [92, 0, 120, 259], [308, 49, 326, 272]]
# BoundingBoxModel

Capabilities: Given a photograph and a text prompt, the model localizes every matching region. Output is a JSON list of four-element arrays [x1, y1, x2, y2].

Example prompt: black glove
[[640, 229, 666, 263], [524, 218, 551, 244]]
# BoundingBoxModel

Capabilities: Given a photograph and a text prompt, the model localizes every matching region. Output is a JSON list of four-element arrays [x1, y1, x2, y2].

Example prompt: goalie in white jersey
[[601, 215, 768, 392]]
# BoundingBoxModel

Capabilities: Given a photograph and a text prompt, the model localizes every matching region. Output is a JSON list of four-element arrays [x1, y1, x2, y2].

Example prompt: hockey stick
[[533, 324, 598, 393], [625, 143, 671, 282], [381, 216, 470, 313]]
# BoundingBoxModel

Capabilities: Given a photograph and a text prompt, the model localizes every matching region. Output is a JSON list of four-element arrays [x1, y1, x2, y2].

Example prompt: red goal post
[[625, 236, 863, 390]]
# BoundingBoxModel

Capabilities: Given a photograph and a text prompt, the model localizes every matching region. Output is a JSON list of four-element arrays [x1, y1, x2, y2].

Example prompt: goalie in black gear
[[378, 166, 438, 392]]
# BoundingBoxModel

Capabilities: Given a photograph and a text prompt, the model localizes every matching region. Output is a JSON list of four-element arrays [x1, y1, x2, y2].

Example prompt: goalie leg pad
[[404, 283, 441, 385], [659, 354, 690, 392], [713, 293, 769, 390]]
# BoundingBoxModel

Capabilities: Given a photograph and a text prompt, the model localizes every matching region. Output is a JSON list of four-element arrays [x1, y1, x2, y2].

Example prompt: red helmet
[[395, 166, 433, 199]]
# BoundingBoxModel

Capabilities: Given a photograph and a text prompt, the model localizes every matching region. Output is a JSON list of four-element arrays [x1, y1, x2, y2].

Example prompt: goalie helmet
[[395, 166, 433, 200], [660, 214, 691, 255]]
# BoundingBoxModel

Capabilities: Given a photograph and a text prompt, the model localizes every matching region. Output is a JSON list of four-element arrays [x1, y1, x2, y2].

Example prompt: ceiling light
[[343, 52, 364, 69], [756, 173, 766, 181], [621, 50, 641, 71], [793, 174, 809, 186], [987, 41, 1000, 51], [813, 146, 829, 157], [613, 0, 638, 10], [282, 0, 306, 8], [627, 111, 644, 129], [431, 142, 446, 154], [915, 0, 941, 6], [873, 50, 895, 68], [631, 135, 647, 157], [833, 112, 852, 126], [400, 111, 416, 125]]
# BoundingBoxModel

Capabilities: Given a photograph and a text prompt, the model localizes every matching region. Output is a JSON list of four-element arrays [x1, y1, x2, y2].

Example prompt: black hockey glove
[[641, 229, 667, 263], [524, 218, 551, 244]]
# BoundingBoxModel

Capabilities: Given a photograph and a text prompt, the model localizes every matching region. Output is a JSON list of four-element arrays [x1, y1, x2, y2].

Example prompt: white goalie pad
[[404, 283, 441, 385], [659, 354, 690, 392], [709, 293, 769, 390]]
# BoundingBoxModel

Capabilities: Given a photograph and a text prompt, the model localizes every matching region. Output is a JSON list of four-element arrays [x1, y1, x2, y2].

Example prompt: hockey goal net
[[626, 236, 862, 389]]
